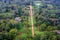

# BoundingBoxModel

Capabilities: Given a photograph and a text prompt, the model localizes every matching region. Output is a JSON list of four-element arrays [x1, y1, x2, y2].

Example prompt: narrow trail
[[29, 5, 34, 37]]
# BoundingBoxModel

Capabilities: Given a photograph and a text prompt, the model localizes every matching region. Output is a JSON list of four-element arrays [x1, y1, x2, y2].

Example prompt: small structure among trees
[[15, 17, 22, 22]]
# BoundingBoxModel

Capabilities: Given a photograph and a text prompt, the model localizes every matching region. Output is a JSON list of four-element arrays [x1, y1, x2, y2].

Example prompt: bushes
[[15, 33, 32, 40], [34, 31, 57, 40], [46, 26, 57, 31], [0, 20, 22, 40], [2, 31, 57, 40], [57, 35, 60, 40], [39, 23, 57, 31], [0, 20, 60, 40], [39, 23, 47, 31]]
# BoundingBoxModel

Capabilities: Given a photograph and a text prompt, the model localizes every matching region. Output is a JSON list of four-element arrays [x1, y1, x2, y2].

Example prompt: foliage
[[0, 0, 60, 40]]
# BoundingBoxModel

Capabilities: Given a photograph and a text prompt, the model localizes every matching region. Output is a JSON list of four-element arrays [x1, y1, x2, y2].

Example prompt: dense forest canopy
[[0, 0, 60, 40]]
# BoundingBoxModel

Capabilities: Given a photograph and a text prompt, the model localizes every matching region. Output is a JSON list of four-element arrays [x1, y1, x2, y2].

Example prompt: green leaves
[[39, 23, 47, 31]]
